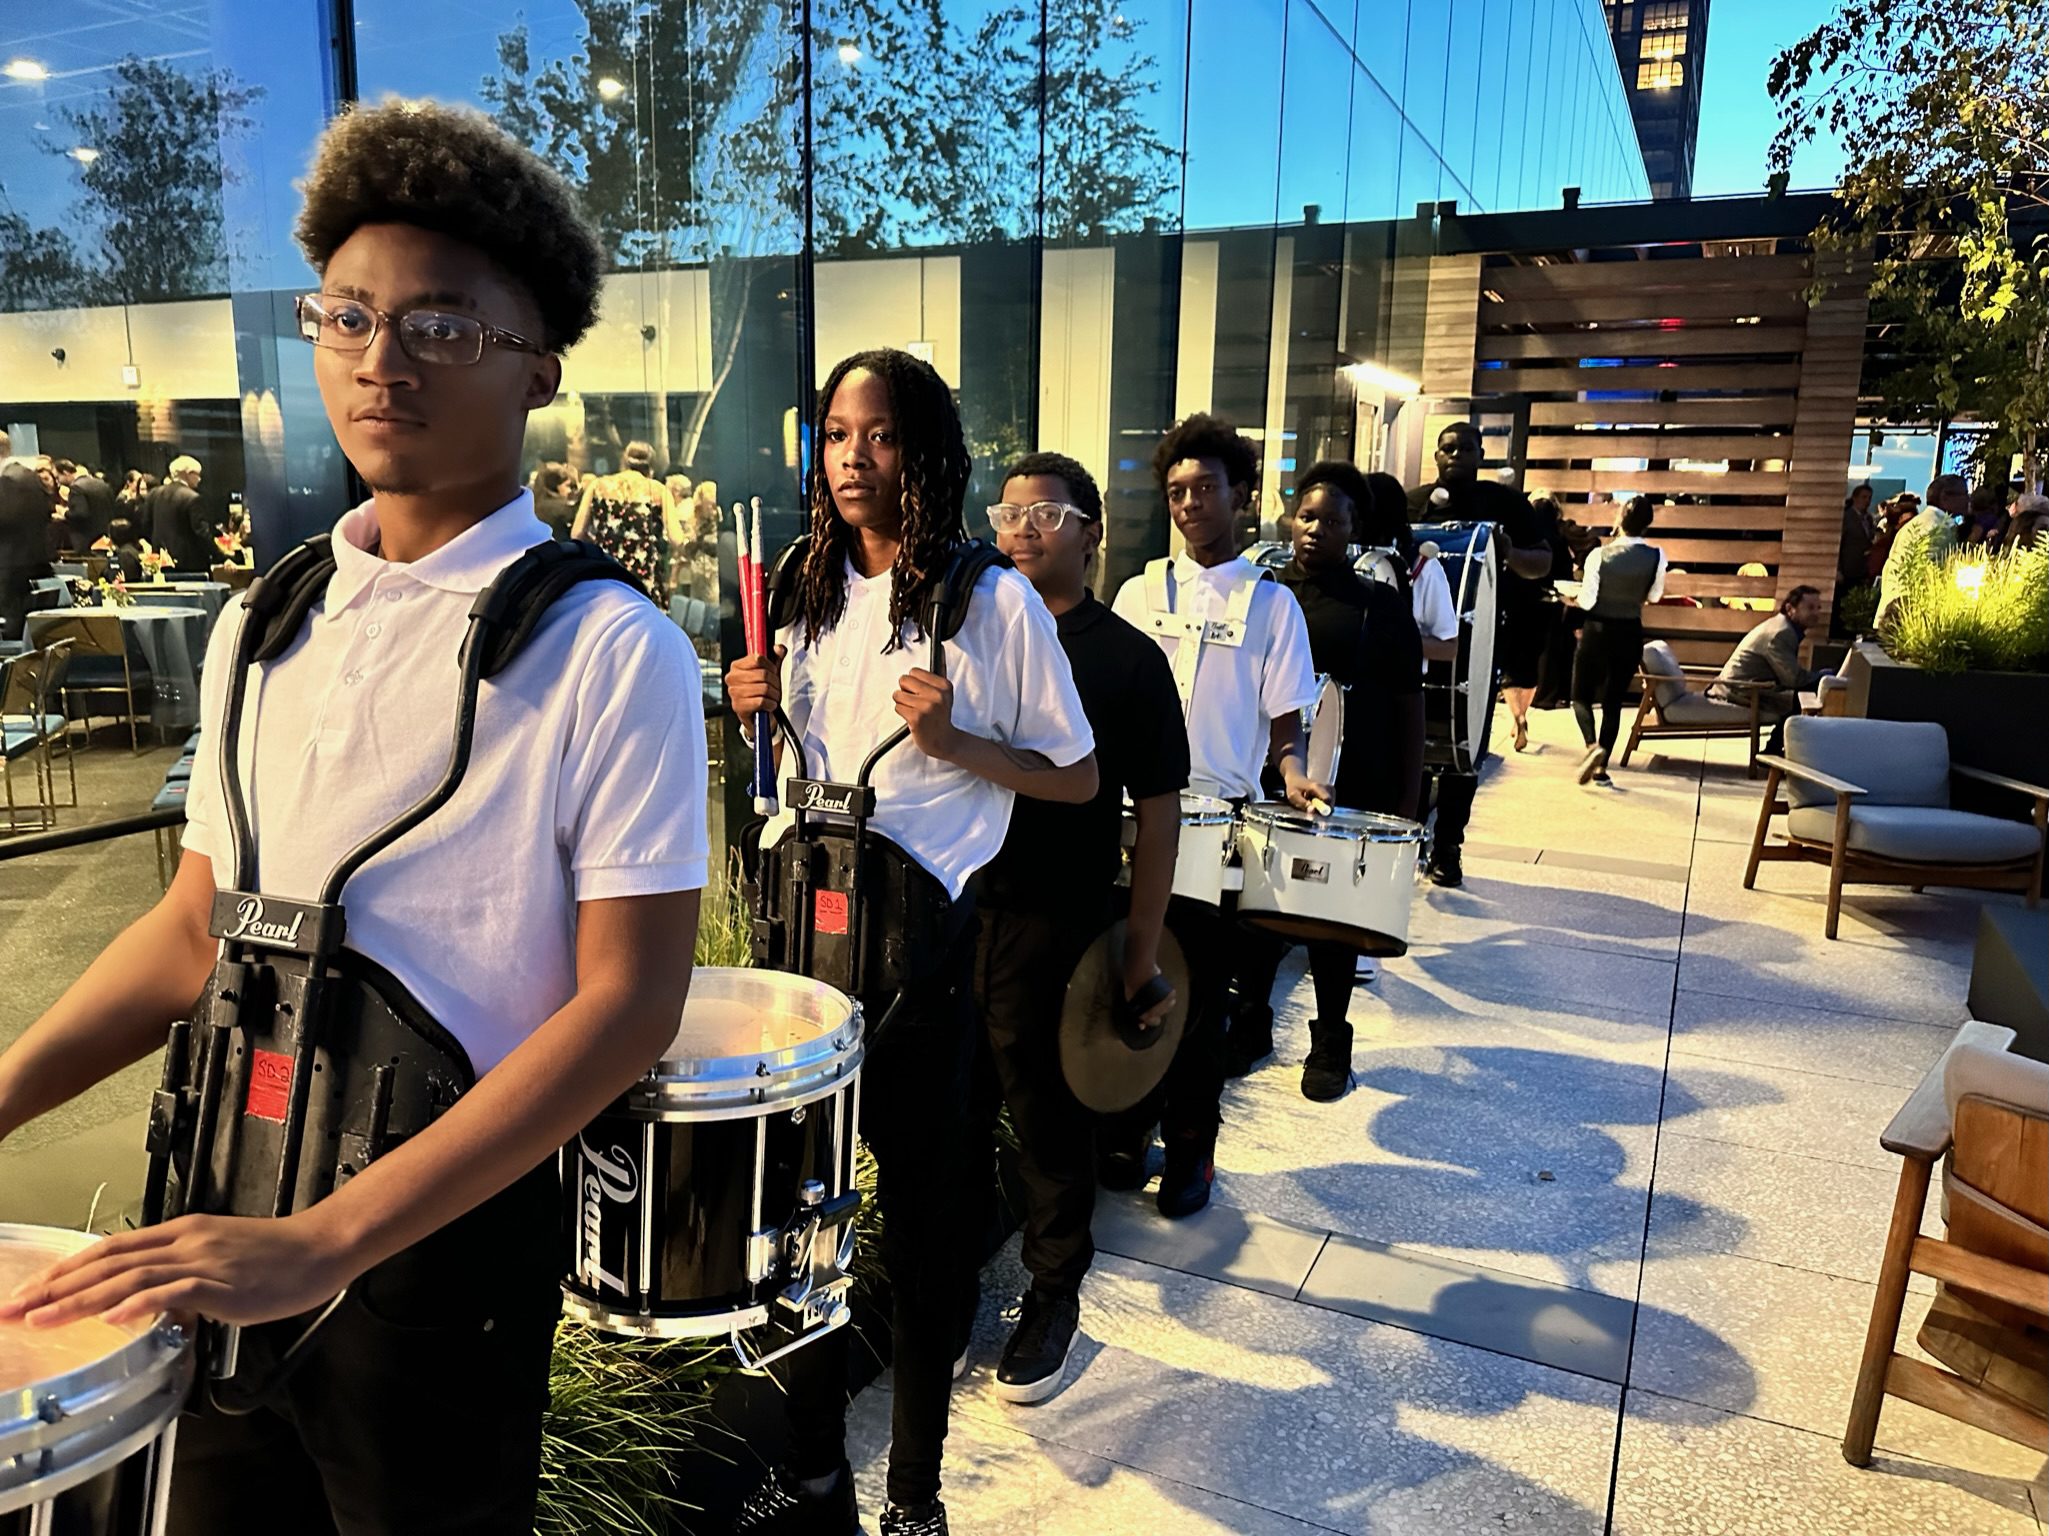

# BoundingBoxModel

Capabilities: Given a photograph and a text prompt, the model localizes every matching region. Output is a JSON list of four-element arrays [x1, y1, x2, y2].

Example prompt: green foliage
[[1836, 580, 1880, 636], [1768, 0, 2049, 486], [1881, 540, 2049, 672], [538, 1324, 726, 1536], [694, 855, 757, 971]]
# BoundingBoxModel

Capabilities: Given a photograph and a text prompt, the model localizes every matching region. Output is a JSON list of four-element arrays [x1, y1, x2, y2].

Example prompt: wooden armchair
[[1745, 717, 2046, 938], [1845, 1020, 2049, 1466], [1619, 639, 1770, 775]]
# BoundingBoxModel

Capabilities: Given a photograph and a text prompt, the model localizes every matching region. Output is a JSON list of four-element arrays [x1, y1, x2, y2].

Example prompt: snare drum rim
[[1239, 804, 1424, 844], [653, 967, 858, 1074], [1176, 792, 1236, 826], [0, 1225, 193, 1515]]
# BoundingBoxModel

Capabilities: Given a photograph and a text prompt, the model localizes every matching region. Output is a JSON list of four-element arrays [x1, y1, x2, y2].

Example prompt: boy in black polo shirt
[[970, 452, 1188, 1402]]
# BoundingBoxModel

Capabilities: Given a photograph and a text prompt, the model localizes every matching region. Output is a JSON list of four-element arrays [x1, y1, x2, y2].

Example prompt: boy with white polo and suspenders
[[1105, 412, 1325, 1219]]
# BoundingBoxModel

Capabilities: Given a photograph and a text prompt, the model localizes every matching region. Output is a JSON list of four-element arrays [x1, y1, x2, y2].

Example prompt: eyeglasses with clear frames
[[986, 500, 1094, 534], [294, 292, 546, 367]]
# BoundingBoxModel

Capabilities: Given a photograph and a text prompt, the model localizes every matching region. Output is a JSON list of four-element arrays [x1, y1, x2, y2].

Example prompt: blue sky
[[1691, 0, 1849, 196]]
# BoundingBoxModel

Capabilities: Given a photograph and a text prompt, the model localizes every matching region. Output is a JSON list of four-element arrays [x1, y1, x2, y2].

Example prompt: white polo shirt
[[1410, 554, 1458, 673], [181, 492, 709, 1077], [764, 558, 1093, 900], [1110, 554, 1317, 801]]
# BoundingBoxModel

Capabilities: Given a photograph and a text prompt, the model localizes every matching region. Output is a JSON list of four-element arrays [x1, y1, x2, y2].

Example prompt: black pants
[[779, 930, 978, 1507], [1572, 615, 1643, 754], [971, 902, 1100, 1296], [1234, 929, 1357, 1030], [1101, 893, 1233, 1150], [0, 562, 42, 647], [1426, 769, 1477, 865], [164, 1161, 561, 1536]]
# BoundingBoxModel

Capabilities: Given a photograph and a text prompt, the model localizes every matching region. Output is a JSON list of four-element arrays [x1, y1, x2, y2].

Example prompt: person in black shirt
[[971, 450, 1188, 1401], [1406, 422, 1553, 886], [1232, 462, 1422, 1099]]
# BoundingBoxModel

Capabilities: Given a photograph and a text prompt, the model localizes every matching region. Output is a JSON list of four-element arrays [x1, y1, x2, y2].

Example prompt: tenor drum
[[1412, 521, 1501, 775], [1, 1226, 193, 1533], [561, 968, 864, 1371], [1235, 805, 1424, 956], [1122, 792, 1238, 907]]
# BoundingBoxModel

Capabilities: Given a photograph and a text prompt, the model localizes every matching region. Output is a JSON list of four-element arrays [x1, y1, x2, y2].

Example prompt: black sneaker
[[734, 1462, 859, 1534], [1156, 1131, 1214, 1219], [1096, 1131, 1150, 1191], [880, 1499, 950, 1535], [1300, 1022, 1354, 1102], [1427, 849, 1463, 887], [995, 1288, 1080, 1404], [1222, 1005, 1274, 1078]]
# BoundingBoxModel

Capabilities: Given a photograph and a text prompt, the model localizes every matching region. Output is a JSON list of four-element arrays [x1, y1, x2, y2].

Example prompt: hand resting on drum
[[0, 1212, 356, 1332]]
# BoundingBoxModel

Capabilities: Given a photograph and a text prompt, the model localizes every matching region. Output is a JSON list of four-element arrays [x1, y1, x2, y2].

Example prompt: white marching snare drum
[[1235, 805, 1424, 956], [1122, 792, 1238, 907], [1, 1225, 194, 1532], [561, 968, 864, 1371]]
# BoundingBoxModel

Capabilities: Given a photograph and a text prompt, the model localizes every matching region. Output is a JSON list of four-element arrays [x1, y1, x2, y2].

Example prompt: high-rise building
[[1605, 0, 1712, 198]]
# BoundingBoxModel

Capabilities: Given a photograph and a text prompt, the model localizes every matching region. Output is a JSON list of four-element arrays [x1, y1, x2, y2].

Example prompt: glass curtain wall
[[2, 0, 1647, 831]]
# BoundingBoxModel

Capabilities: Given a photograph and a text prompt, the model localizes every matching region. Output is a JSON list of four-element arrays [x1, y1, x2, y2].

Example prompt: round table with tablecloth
[[24, 605, 209, 734]]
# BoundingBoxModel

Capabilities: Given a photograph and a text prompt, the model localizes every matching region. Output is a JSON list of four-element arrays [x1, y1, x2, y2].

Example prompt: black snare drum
[[561, 968, 863, 1369]]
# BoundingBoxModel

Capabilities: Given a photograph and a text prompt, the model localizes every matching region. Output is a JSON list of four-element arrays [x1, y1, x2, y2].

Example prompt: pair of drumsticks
[[733, 498, 777, 816]]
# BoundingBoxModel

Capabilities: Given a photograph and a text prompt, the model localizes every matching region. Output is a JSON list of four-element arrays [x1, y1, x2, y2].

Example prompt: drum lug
[[746, 1227, 781, 1284]]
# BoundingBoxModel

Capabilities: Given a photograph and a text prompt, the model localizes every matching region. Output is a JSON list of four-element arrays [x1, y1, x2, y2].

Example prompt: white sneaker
[[952, 1344, 969, 1382], [1355, 956, 1378, 984]]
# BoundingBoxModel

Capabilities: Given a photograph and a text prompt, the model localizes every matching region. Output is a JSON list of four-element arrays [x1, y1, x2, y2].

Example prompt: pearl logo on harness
[[224, 896, 305, 948], [576, 1135, 640, 1297]]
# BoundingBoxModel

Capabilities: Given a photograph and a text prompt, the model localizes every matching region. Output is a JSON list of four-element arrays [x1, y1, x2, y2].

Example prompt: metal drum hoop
[[0, 1225, 195, 1517], [632, 969, 864, 1119], [1241, 806, 1423, 883]]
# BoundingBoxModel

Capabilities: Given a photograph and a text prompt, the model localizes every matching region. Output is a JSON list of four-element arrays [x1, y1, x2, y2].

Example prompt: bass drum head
[[1305, 676, 1344, 786], [1462, 525, 1501, 774]]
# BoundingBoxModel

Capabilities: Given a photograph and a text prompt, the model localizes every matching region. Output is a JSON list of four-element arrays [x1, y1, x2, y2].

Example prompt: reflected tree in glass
[[40, 57, 263, 304], [483, 2, 800, 470]]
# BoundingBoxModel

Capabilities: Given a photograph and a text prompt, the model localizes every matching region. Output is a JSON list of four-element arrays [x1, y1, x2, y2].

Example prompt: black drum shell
[[561, 1081, 857, 1333]]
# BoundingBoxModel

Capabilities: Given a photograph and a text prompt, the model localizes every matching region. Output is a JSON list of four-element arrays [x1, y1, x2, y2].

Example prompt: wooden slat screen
[[1466, 246, 1871, 669]]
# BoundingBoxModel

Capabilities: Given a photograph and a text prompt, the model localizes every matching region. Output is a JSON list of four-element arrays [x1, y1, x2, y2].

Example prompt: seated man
[[1713, 584, 1827, 748]]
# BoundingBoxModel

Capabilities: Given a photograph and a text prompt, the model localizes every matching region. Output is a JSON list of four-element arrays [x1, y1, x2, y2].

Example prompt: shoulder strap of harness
[[241, 534, 648, 676], [460, 538, 649, 680], [1143, 557, 1172, 613], [762, 534, 1013, 648]]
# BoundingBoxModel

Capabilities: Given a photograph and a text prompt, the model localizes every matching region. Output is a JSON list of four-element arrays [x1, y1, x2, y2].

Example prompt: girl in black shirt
[[1234, 461, 1423, 1100]]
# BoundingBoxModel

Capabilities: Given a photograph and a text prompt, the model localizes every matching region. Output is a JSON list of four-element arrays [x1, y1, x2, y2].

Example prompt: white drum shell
[[1235, 806, 1422, 955], [1123, 793, 1236, 907]]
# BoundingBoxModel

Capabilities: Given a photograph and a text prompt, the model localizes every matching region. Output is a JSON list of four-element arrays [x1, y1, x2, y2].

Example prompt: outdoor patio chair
[[45, 611, 155, 753], [1619, 639, 1769, 774], [1746, 717, 2047, 939], [1844, 1019, 2049, 1467]]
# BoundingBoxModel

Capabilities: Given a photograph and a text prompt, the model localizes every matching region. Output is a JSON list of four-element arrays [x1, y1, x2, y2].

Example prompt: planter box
[[1843, 642, 2049, 803]]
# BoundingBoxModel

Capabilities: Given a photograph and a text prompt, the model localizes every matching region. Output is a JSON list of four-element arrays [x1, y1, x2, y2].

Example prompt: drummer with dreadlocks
[[723, 348, 1095, 1536]]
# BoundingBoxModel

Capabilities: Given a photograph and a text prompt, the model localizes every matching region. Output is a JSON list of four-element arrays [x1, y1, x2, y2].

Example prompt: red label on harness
[[245, 1049, 293, 1123], [814, 889, 850, 936]]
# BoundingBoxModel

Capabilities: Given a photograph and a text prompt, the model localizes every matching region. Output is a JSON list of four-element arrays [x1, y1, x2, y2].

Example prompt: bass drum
[[1245, 540, 1292, 573], [1412, 521, 1501, 775], [1353, 546, 1403, 590]]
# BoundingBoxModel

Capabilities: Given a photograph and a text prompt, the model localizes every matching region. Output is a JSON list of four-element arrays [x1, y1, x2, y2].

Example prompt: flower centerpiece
[[136, 539, 173, 584], [214, 528, 252, 567], [89, 535, 114, 553], [95, 574, 136, 610]]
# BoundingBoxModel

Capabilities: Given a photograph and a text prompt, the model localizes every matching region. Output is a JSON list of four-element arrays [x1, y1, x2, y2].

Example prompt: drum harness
[[142, 535, 647, 1413], [745, 537, 1012, 1039]]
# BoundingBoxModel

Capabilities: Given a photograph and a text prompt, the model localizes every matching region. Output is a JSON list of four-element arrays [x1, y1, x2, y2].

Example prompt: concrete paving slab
[[1671, 989, 1960, 1090], [1662, 1052, 1916, 1172], [1633, 1247, 2049, 1483], [1298, 1231, 1636, 1384], [1090, 1193, 1328, 1302], [1612, 1387, 2040, 1534], [945, 1254, 1619, 1536], [1647, 1131, 1941, 1292]]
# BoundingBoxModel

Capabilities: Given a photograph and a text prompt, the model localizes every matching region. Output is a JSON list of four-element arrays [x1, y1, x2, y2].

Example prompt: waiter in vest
[[1567, 495, 1667, 784], [1107, 412, 1322, 1219], [1406, 422, 1553, 887]]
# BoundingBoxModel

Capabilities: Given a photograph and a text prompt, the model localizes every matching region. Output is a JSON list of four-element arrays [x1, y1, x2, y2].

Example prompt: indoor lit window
[[1637, 58, 1685, 90], [1642, 0, 1690, 27]]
